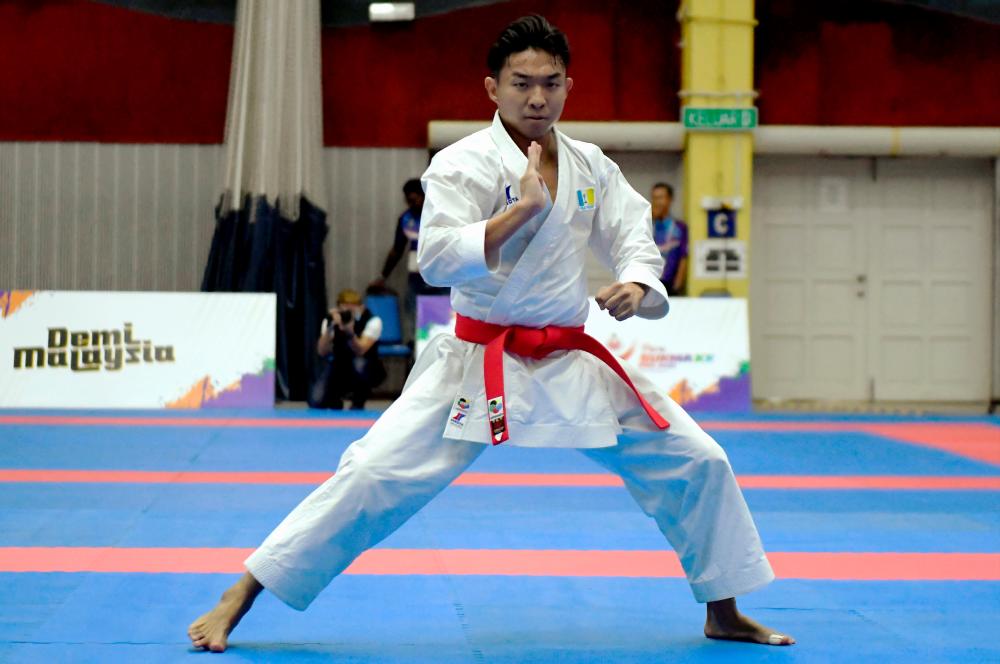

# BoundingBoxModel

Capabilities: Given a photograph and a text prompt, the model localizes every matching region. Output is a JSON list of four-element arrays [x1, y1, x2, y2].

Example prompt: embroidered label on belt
[[488, 396, 506, 441]]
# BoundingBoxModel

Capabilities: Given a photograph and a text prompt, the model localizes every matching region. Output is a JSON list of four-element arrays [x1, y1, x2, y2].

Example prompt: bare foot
[[187, 572, 263, 652], [705, 597, 795, 646]]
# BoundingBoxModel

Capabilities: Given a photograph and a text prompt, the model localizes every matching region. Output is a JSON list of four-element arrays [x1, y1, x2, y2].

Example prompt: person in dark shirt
[[651, 182, 689, 296], [369, 179, 449, 336]]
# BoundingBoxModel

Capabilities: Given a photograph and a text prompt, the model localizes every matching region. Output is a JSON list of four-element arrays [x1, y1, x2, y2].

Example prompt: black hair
[[652, 182, 674, 197], [487, 15, 571, 78], [402, 178, 423, 196]]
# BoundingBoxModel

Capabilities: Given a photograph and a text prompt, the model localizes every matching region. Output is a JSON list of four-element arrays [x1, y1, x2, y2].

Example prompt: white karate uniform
[[245, 112, 774, 609]]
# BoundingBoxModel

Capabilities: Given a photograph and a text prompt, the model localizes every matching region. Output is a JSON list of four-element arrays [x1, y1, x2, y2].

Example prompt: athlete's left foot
[[704, 598, 795, 646]]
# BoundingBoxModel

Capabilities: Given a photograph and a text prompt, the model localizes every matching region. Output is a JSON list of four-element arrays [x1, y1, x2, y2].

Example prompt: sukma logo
[[12, 323, 176, 372]]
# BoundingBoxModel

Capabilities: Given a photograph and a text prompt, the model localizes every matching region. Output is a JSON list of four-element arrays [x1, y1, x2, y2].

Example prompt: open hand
[[518, 141, 548, 216], [595, 282, 646, 321]]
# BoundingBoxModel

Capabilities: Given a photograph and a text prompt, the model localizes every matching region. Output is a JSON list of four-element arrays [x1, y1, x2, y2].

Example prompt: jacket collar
[[490, 111, 562, 171]]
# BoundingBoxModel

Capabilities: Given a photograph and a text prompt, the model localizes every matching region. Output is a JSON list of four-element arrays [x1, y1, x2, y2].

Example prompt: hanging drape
[[202, 0, 328, 401]]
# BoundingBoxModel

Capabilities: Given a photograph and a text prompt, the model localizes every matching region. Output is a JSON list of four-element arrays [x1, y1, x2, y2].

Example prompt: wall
[[0, 0, 682, 147], [0, 142, 220, 292], [322, 147, 429, 298], [0, 1, 232, 143], [320, 0, 682, 146], [0, 142, 429, 304], [1, 143, 682, 301], [3, 1, 996, 149], [756, 0, 1000, 127]]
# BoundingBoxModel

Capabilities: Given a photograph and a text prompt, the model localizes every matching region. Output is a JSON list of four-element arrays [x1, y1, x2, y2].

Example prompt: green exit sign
[[683, 107, 758, 131]]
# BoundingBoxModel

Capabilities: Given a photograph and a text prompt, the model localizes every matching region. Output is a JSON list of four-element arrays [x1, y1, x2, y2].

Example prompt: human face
[[404, 191, 424, 214], [651, 187, 672, 219], [485, 48, 573, 142]]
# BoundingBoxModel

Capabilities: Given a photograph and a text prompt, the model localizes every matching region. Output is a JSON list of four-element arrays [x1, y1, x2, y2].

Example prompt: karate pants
[[245, 379, 774, 611]]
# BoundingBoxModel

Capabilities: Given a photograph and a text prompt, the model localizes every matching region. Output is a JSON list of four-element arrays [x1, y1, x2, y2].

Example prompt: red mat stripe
[[0, 547, 996, 580], [859, 423, 1000, 466], [0, 469, 997, 490], [0, 415, 375, 428]]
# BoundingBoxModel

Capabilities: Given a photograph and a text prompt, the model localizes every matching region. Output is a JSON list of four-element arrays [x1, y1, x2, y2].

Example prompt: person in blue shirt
[[651, 182, 688, 296], [370, 179, 449, 337]]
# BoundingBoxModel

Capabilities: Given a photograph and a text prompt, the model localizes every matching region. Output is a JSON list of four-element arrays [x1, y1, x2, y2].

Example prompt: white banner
[[0, 291, 276, 409], [584, 298, 751, 411], [416, 296, 751, 412]]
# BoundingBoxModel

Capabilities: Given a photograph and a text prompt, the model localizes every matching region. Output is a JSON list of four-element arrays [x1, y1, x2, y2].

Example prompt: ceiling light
[[369, 3, 415, 22]]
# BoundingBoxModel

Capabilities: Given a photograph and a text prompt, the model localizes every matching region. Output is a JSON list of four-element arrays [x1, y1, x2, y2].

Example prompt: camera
[[338, 308, 353, 325]]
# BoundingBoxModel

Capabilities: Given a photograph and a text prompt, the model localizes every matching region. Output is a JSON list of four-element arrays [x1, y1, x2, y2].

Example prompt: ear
[[484, 76, 499, 103], [565, 77, 574, 93]]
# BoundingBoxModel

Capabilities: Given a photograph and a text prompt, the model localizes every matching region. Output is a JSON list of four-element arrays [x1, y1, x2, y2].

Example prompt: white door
[[751, 156, 993, 403], [750, 157, 871, 400], [866, 159, 993, 401]]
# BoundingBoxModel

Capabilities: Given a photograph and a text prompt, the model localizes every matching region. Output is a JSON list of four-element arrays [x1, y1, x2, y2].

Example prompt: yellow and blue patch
[[576, 187, 596, 210]]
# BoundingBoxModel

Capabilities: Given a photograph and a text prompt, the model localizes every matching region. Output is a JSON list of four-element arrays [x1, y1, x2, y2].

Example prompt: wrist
[[512, 198, 542, 219]]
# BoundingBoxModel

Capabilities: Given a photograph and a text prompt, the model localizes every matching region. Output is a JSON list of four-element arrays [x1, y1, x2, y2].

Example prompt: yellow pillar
[[679, 0, 756, 297]]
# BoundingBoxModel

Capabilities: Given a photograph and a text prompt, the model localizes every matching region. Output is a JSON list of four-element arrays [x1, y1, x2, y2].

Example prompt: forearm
[[346, 334, 376, 356], [381, 249, 402, 278], [673, 257, 688, 289], [317, 333, 333, 356], [483, 200, 541, 266]]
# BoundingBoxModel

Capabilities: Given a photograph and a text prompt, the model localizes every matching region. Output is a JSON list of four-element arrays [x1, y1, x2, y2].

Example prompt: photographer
[[309, 289, 386, 410]]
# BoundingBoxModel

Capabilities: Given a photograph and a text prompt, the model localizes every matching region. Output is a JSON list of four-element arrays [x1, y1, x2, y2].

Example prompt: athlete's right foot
[[187, 572, 263, 653]]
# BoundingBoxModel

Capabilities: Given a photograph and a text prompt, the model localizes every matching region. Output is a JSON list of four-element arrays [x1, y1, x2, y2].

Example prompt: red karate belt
[[454, 313, 670, 445]]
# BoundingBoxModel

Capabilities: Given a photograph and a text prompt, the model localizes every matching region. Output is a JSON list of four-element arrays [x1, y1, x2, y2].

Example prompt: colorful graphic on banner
[[0, 291, 276, 409], [414, 295, 751, 412], [0, 291, 35, 319], [166, 359, 276, 409], [415, 295, 456, 358]]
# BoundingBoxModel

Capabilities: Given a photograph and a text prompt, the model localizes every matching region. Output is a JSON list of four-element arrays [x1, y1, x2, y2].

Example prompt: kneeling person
[[310, 289, 386, 410]]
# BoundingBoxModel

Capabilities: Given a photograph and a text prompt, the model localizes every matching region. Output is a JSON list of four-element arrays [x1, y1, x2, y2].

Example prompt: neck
[[501, 117, 557, 161]]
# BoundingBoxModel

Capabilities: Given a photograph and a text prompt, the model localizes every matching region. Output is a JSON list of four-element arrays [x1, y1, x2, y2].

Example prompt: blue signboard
[[707, 209, 737, 239]]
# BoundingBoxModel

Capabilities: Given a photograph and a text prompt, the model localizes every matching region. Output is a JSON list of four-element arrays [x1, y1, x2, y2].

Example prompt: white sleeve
[[417, 153, 501, 287], [360, 316, 382, 342], [320, 318, 329, 336], [588, 156, 670, 320]]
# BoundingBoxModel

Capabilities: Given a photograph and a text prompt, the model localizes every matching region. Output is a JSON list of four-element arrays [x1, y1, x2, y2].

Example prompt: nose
[[528, 85, 546, 108]]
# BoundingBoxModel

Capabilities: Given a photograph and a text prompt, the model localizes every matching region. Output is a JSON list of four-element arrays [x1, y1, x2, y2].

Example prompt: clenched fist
[[595, 282, 647, 321]]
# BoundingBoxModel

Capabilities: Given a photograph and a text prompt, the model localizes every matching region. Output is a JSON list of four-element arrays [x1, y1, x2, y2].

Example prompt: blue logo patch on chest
[[576, 188, 596, 210], [505, 185, 519, 207]]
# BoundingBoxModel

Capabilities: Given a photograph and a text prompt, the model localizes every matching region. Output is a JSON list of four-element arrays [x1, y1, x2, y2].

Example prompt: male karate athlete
[[189, 14, 794, 652]]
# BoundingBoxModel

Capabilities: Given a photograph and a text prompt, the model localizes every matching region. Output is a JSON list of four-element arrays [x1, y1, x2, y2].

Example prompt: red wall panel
[[1, 0, 997, 145], [319, 0, 680, 146], [0, 0, 232, 143], [756, 0, 1000, 126]]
